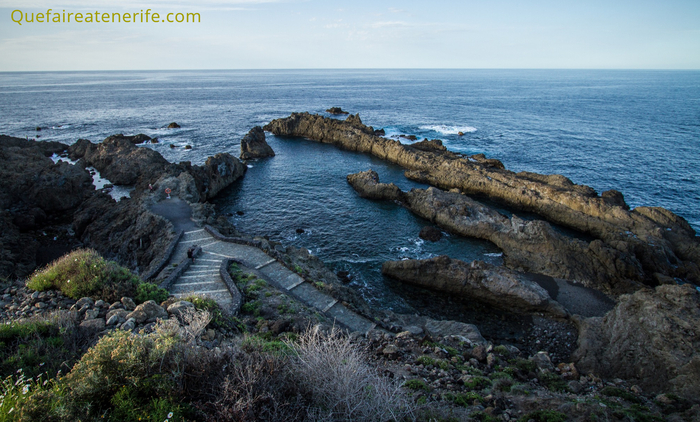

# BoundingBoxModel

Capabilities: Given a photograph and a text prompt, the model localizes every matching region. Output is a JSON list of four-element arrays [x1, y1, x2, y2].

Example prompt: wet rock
[[240, 126, 274, 160], [419, 226, 442, 242], [167, 122, 180, 128], [326, 107, 349, 115]]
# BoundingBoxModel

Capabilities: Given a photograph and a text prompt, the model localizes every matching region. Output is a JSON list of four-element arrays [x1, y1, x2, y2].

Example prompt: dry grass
[[287, 326, 417, 422]]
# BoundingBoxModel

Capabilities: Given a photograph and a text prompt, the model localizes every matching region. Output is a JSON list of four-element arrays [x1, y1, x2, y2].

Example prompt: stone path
[[152, 200, 377, 334]]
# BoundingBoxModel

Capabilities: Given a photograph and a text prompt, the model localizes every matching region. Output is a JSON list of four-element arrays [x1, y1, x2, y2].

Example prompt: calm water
[[1, 70, 698, 310]]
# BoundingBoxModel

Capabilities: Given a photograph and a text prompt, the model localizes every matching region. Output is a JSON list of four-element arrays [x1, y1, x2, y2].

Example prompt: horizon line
[[1, 67, 700, 73]]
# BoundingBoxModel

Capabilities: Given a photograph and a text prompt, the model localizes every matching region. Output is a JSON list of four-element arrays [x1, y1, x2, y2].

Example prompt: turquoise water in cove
[[1, 70, 698, 310]]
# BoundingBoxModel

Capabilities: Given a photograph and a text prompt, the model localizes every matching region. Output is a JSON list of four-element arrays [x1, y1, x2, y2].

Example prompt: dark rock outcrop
[[69, 135, 246, 202], [382, 256, 568, 317], [167, 122, 180, 128], [572, 284, 700, 399], [419, 226, 442, 242], [240, 126, 275, 160], [348, 170, 640, 294], [326, 107, 349, 115], [0, 136, 95, 279], [265, 113, 699, 288]]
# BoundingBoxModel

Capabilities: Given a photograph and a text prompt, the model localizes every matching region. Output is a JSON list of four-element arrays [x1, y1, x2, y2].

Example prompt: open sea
[[1, 69, 698, 311]]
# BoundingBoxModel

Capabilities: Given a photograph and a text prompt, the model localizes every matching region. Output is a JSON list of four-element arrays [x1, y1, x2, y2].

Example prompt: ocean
[[1, 69, 698, 310]]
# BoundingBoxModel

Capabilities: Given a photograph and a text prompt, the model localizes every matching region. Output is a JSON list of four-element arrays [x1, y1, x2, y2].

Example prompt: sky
[[0, 0, 699, 71]]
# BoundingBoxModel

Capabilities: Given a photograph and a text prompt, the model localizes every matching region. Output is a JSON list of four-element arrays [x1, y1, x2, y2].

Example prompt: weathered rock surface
[[266, 113, 700, 288], [572, 284, 700, 399], [0, 136, 95, 279], [382, 256, 568, 317], [350, 170, 641, 294], [69, 135, 246, 201], [240, 126, 275, 160]]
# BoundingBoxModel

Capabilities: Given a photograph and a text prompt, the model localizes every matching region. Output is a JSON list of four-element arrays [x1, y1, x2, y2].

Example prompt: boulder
[[126, 300, 167, 323], [106, 308, 129, 323], [167, 122, 180, 128], [79, 318, 106, 331], [240, 126, 275, 160], [383, 256, 568, 317], [572, 284, 700, 399], [167, 300, 195, 318], [424, 318, 486, 345]]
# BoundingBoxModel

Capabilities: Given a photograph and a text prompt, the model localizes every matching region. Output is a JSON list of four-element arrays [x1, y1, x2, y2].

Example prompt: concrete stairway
[[160, 227, 377, 335]]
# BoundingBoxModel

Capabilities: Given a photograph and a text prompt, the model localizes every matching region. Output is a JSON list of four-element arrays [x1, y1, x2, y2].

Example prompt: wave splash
[[420, 124, 477, 135]]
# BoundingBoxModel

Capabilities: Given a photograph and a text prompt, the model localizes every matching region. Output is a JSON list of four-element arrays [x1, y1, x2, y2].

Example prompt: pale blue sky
[[0, 0, 698, 70]]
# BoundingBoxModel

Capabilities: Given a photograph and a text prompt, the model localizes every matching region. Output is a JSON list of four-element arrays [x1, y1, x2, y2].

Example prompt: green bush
[[444, 391, 483, 407], [464, 376, 492, 391], [27, 249, 140, 302], [600, 386, 642, 404], [135, 283, 169, 304], [539, 372, 569, 393], [403, 379, 430, 391], [416, 355, 436, 366]]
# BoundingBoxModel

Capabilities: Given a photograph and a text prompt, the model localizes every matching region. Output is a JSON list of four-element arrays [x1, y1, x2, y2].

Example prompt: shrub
[[286, 326, 416, 421], [27, 249, 140, 302], [417, 355, 436, 366], [403, 379, 430, 392], [135, 282, 169, 304], [539, 372, 569, 393], [600, 386, 641, 404], [444, 391, 483, 407], [464, 376, 492, 391]]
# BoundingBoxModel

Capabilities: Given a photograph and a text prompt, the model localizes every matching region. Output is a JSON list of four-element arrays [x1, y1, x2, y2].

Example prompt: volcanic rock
[[326, 107, 349, 115], [167, 122, 181, 128], [382, 256, 567, 317], [265, 113, 700, 288], [349, 170, 641, 294], [572, 284, 700, 399], [419, 226, 442, 242], [240, 126, 275, 160]]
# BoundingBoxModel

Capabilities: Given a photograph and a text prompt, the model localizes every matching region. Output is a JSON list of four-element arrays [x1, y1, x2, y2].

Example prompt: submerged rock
[[382, 256, 568, 317], [240, 126, 275, 160]]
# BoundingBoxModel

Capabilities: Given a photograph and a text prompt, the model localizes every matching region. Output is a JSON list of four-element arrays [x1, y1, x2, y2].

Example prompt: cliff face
[[267, 113, 699, 288]]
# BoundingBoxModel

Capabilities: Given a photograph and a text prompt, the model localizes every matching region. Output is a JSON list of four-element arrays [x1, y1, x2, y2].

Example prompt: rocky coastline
[[2, 112, 700, 420]]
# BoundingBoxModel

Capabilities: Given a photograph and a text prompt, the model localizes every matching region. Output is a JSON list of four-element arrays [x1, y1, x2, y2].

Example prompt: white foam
[[420, 124, 477, 135], [50, 153, 77, 165], [483, 252, 503, 257], [51, 124, 71, 129]]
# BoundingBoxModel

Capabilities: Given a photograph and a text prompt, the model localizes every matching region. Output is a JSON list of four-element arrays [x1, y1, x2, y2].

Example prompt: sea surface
[[1, 69, 698, 311]]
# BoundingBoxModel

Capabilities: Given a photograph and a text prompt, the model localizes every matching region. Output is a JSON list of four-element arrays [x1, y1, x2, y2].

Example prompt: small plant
[[416, 355, 435, 366], [493, 345, 510, 356], [241, 300, 262, 316], [471, 411, 500, 422], [403, 379, 430, 391], [443, 391, 483, 407], [509, 357, 537, 374], [292, 264, 304, 275], [539, 371, 569, 393], [518, 409, 567, 422], [464, 376, 492, 391], [489, 371, 512, 380], [492, 377, 515, 392], [600, 386, 642, 404]]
